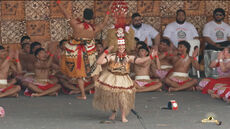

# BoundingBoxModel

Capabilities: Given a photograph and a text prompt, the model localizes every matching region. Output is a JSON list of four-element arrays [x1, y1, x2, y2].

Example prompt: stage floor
[[0, 91, 229, 129]]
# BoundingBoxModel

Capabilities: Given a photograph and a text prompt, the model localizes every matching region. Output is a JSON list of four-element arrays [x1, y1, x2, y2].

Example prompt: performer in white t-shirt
[[163, 9, 199, 49], [203, 8, 230, 51], [131, 13, 160, 48]]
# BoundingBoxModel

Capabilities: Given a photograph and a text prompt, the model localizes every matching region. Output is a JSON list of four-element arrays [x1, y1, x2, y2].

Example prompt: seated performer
[[134, 45, 162, 92], [0, 46, 21, 98], [24, 48, 61, 97], [165, 41, 200, 92], [154, 39, 174, 79], [198, 47, 230, 94], [93, 26, 158, 123], [208, 84, 230, 103], [20, 42, 41, 89]]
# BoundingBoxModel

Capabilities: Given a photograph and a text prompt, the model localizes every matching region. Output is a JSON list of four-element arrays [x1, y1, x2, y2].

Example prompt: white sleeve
[[191, 24, 199, 37], [163, 24, 171, 38], [227, 25, 230, 38], [149, 25, 159, 39], [203, 23, 210, 37]]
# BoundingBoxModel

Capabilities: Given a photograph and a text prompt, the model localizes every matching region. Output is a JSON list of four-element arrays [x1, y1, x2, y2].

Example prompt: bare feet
[[208, 90, 214, 95], [157, 88, 162, 92], [122, 117, 128, 123], [211, 94, 220, 99], [168, 87, 177, 92], [223, 97, 230, 103], [49, 92, 58, 96], [11, 93, 19, 97], [77, 96, 87, 100], [109, 113, 116, 120], [69, 90, 81, 95], [31, 93, 41, 97], [196, 86, 203, 91], [187, 87, 196, 91]]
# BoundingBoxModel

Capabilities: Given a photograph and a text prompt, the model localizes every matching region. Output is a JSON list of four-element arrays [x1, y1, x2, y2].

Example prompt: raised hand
[[8, 47, 15, 58], [151, 49, 157, 57], [192, 47, 199, 57], [218, 51, 224, 60], [15, 49, 20, 59], [107, 45, 114, 52]]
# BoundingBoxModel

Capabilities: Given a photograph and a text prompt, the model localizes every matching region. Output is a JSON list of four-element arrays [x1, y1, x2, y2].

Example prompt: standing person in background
[[58, 1, 112, 100]]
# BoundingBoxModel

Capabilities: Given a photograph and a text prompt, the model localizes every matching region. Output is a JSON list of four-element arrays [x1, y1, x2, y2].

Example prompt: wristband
[[50, 54, 54, 57], [219, 59, 223, 62], [57, 0, 61, 4], [150, 55, 154, 60], [6, 56, 10, 60], [181, 55, 185, 58], [104, 50, 109, 55], [193, 57, 197, 61], [106, 11, 110, 15], [155, 55, 159, 58], [15, 59, 20, 63], [164, 52, 168, 56]]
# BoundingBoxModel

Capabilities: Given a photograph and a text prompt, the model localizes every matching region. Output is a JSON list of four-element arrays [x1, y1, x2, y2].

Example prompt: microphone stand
[[131, 109, 147, 129]]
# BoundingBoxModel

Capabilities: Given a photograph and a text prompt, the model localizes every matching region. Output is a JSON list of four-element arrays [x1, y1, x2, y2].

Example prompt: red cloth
[[144, 81, 157, 87], [38, 83, 55, 91], [62, 81, 92, 94], [76, 81, 92, 88], [76, 45, 86, 69], [1, 85, 14, 93], [76, 18, 95, 30], [219, 86, 230, 98], [202, 77, 230, 94], [165, 69, 174, 78], [65, 44, 86, 70], [24, 90, 32, 97], [178, 79, 191, 86]]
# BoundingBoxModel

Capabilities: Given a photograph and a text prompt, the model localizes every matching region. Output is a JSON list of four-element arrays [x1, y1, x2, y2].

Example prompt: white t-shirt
[[203, 21, 230, 43], [131, 23, 159, 46], [163, 21, 199, 47]]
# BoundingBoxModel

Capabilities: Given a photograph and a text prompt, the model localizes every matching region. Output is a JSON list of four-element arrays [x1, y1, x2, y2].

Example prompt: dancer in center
[[93, 27, 158, 123]]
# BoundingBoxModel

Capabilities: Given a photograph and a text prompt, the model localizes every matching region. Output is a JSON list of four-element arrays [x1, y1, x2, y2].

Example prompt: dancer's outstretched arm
[[96, 45, 114, 65], [57, 1, 79, 27], [94, 2, 113, 33]]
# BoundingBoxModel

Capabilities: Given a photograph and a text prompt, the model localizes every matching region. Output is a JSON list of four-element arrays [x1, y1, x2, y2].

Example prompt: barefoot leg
[[109, 111, 116, 120], [77, 79, 86, 100], [0, 86, 21, 98], [211, 93, 221, 99], [136, 82, 162, 93], [31, 84, 61, 97]]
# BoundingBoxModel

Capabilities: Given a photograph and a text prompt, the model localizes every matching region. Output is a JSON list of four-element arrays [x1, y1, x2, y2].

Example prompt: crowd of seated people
[[0, 7, 230, 104]]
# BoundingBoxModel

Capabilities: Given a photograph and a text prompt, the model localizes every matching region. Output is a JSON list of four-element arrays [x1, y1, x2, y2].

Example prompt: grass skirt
[[93, 70, 136, 115]]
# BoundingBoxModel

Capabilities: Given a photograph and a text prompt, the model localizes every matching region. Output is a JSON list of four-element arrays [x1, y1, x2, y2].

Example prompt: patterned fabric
[[1, 1, 25, 20], [1, 21, 26, 44], [0, 1, 230, 44], [25, 1, 50, 20]]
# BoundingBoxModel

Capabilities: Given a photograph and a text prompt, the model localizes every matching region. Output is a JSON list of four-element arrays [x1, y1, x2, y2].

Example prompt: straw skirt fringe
[[93, 70, 136, 115]]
